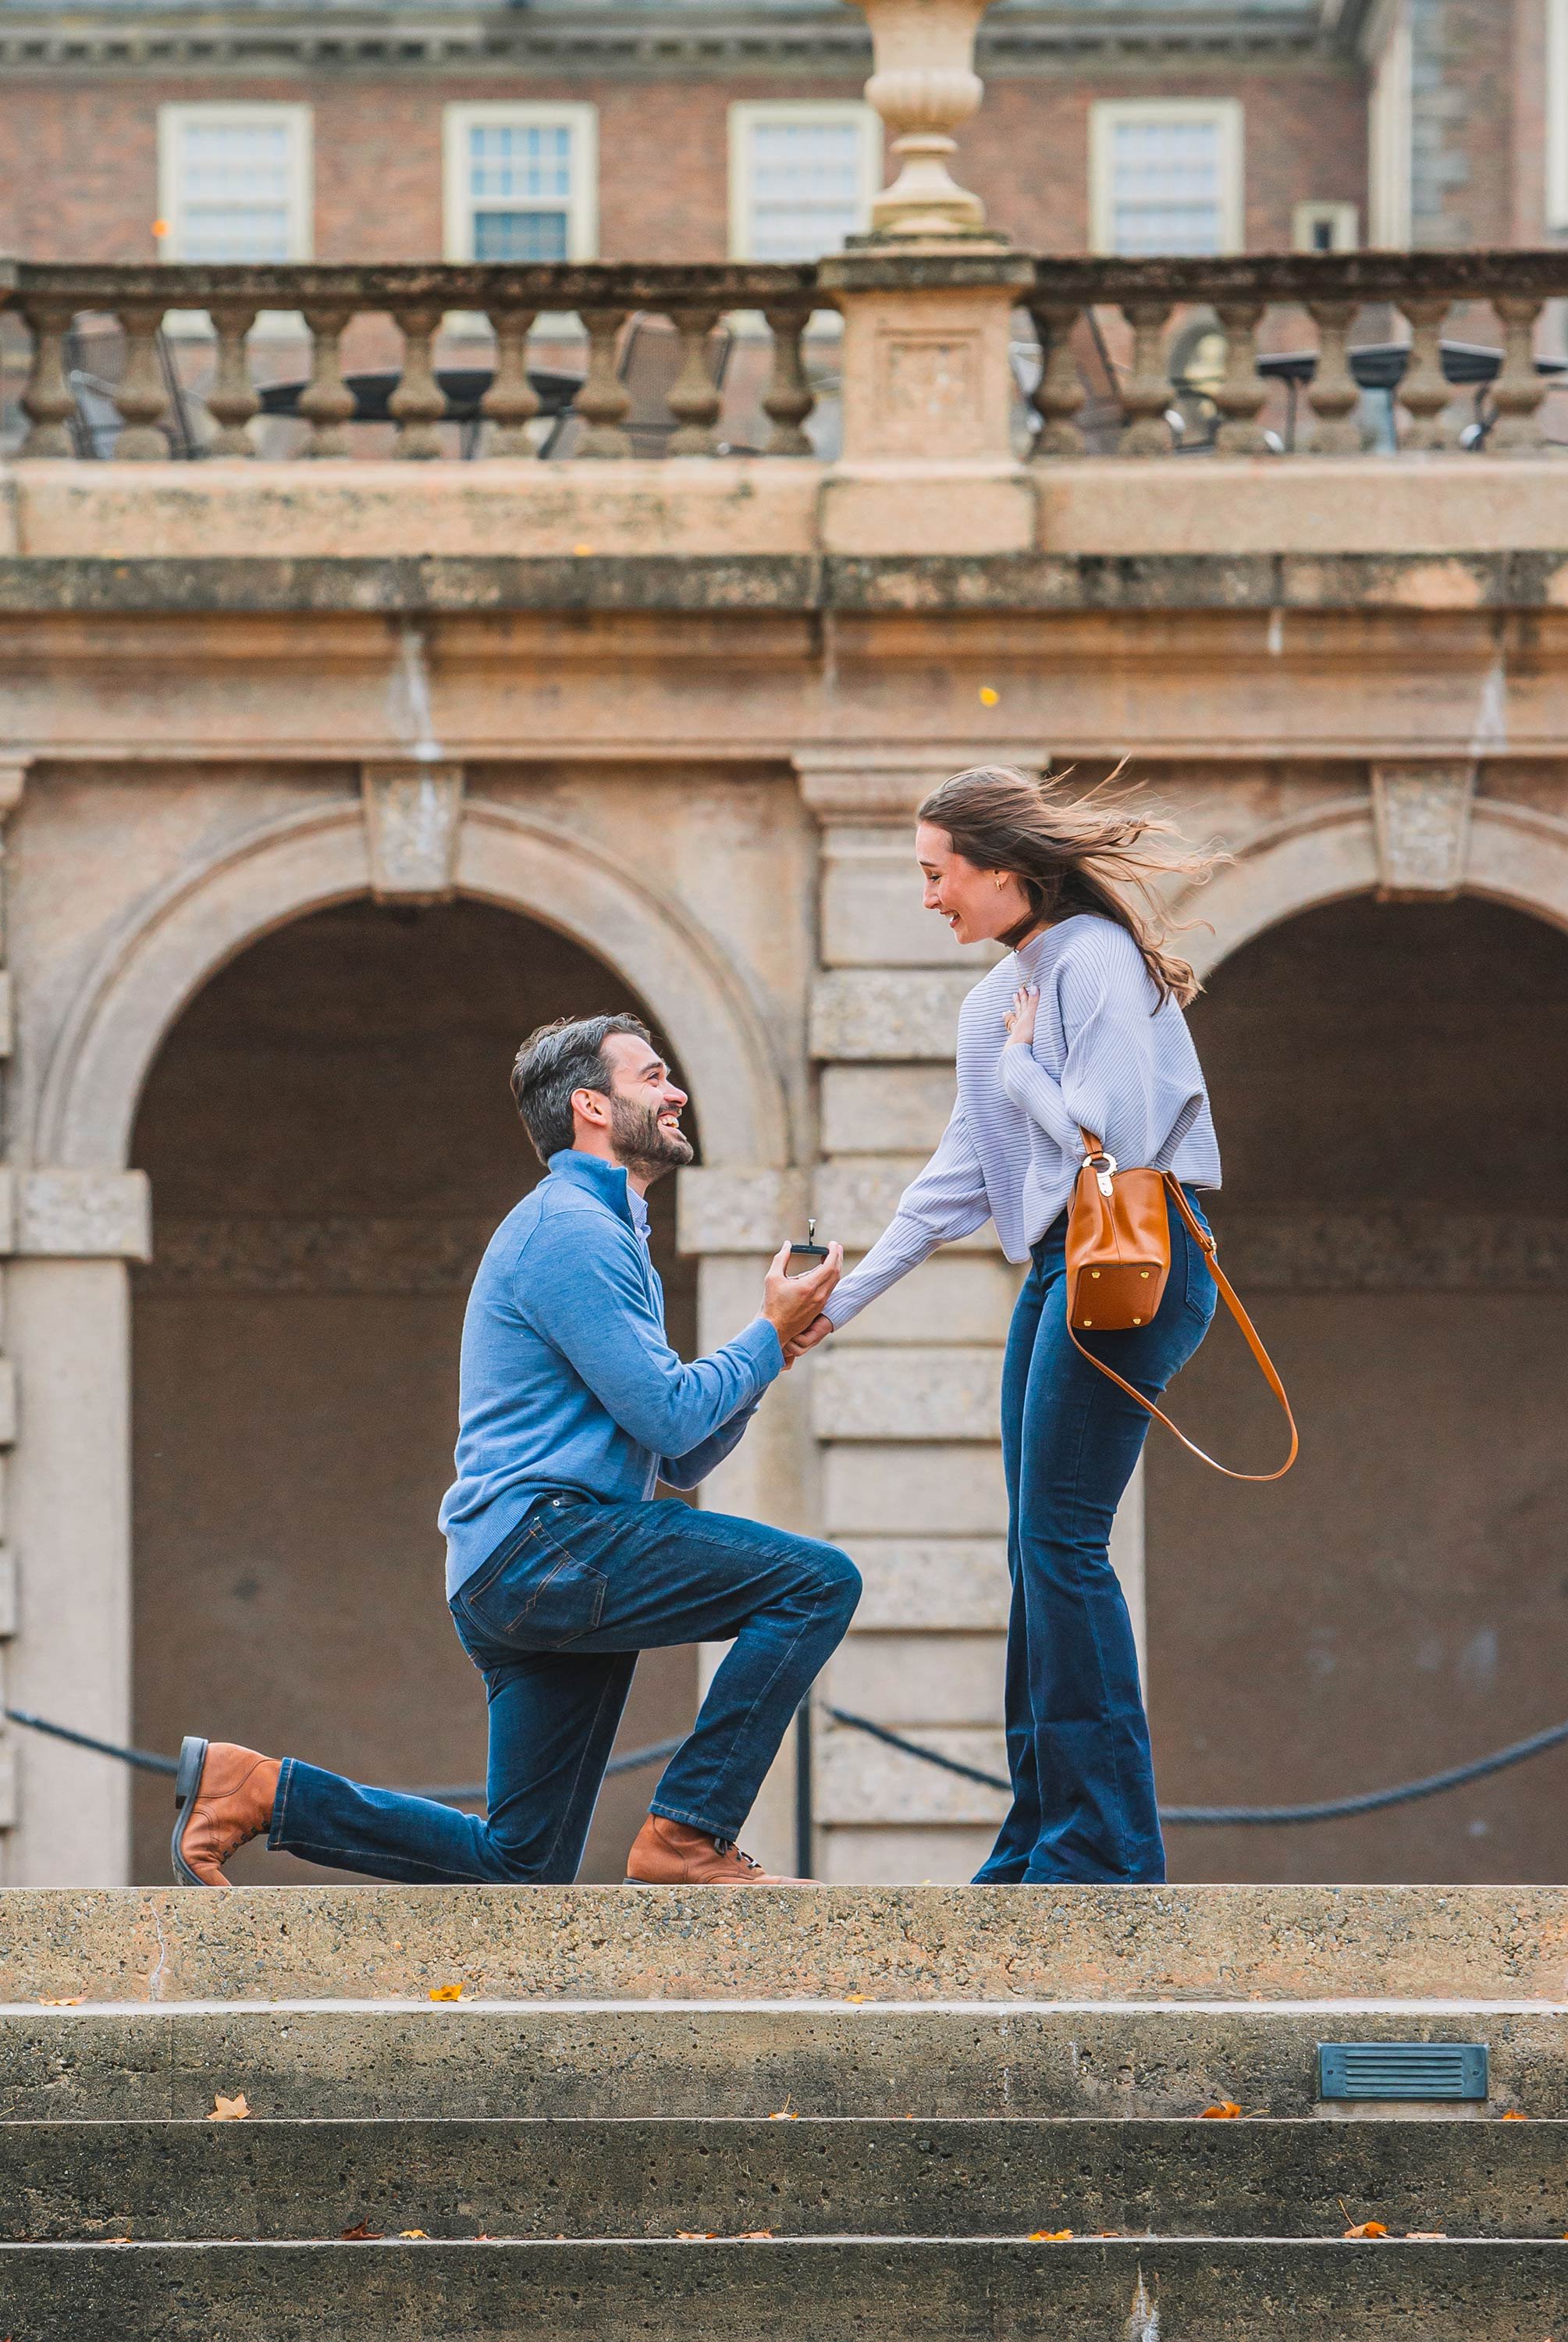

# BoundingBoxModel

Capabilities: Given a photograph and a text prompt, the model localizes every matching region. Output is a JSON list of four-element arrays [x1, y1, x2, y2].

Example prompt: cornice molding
[[0, 2, 1360, 77]]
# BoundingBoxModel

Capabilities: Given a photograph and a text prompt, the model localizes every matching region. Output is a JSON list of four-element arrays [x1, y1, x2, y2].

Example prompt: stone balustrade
[[5, 248, 1568, 468], [0, 260, 825, 463]]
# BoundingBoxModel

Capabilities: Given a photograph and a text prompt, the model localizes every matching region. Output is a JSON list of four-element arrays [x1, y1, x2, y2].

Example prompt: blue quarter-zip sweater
[[438, 1148, 783, 1596]]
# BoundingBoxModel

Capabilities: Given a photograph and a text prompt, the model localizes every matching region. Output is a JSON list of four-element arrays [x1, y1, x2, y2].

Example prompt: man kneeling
[[172, 1013, 855, 1888]]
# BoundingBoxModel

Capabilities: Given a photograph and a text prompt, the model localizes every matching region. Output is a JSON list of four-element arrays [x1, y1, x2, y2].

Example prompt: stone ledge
[[5, 1884, 1567, 2002], [12, 1169, 151, 1260], [810, 971, 970, 1061], [676, 1167, 808, 1255]]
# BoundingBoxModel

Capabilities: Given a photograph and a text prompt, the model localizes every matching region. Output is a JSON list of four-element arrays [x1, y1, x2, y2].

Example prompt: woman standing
[[793, 766, 1222, 1885]]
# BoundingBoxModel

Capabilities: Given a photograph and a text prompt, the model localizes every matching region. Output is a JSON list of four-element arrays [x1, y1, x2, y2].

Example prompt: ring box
[[788, 1219, 830, 1272]]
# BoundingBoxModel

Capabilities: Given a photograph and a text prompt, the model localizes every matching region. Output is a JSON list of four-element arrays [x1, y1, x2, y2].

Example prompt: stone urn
[[850, 0, 997, 240]]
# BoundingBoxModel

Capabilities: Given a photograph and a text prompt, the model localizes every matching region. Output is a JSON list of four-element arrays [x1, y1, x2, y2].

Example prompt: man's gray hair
[[510, 1013, 653, 1166]]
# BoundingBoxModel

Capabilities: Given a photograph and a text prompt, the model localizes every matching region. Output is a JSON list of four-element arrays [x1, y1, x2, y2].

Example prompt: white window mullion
[[442, 105, 599, 265]]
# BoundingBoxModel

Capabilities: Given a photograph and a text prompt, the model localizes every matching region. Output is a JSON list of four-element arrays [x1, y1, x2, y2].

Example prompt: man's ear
[[571, 1085, 611, 1130]]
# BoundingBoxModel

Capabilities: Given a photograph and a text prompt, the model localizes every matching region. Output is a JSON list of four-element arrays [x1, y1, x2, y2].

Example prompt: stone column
[[677, 1165, 814, 1876], [795, 756, 1016, 1881], [4, 1173, 150, 1887]]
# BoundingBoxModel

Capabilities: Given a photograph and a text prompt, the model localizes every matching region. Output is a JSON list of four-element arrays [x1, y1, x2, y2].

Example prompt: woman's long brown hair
[[917, 764, 1221, 1009]]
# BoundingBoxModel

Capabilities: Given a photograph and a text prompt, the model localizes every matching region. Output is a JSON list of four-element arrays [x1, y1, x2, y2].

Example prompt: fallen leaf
[[676, 2231, 719, 2241], [1405, 2232, 1448, 2241], [1343, 2221, 1388, 2239], [428, 1984, 464, 2002], [340, 2221, 383, 2241], [208, 2093, 251, 2123], [768, 2096, 797, 2120], [1027, 2230, 1073, 2241], [573, 543, 594, 557], [1502, 2109, 1527, 2120], [843, 1994, 869, 2004], [1201, 2102, 1242, 2120], [398, 2230, 428, 2240], [979, 687, 1000, 707], [38, 1996, 84, 2007], [738, 2230, 774, 2241]]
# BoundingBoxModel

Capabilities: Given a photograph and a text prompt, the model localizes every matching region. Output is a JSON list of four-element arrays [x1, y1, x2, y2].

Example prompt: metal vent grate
[[1317, 2041, 1488, 2101]]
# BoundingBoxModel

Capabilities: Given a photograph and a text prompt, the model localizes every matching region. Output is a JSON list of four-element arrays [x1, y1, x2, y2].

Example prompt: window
[[1090, 100, 1243, 257], [1293, 200, 1360, 253], [443, 105, 598, 263], [156, 104, 313, 263], [728, 103, 881, 262]]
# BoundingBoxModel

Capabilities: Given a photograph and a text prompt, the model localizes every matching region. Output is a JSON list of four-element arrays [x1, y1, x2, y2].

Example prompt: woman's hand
[[1003, 983, 1040, 1048]]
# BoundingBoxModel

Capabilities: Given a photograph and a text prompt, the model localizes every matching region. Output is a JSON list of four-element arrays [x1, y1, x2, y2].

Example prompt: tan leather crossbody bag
[[1065, 1130, 1298, 1481]]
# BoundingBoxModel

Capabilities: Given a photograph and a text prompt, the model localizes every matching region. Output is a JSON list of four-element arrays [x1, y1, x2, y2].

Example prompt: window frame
[[1367, 0, 1413, 245], [727, 100, 883, 263], [155, 101, 315, 265], [1292, 199, 1360, 253], [1088, 97, 1245, 258], [1548, 0, 1568, 230], [441, 102, 599, 265]]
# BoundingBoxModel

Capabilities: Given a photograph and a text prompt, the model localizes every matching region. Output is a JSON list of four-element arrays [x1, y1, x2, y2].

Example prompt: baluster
[[1303, 300, 1362, 455], [1118, 301, 1172, 457], [206, 301, 259, 457], [1026, 301, 1086, 459], [18, 297, 76, 458], [666, 305, 723, 456], [760, 304, 816, 456], [113, 301, 172, 459], [479, 305, 540, 457], [1489, 294, 1548, 456], [1213, 301, 1271, 455], [297, 305, 357, 457], [389, 304, 446, 460], [574, 308, 631, 458], [1396, 297, 1452, 451]]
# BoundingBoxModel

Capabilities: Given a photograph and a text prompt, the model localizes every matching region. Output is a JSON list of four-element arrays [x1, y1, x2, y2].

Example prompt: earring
[[995, 875, 1004, 891]]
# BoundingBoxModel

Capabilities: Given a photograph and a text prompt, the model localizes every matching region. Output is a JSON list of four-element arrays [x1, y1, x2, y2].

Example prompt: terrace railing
[[2, 249, 1568, 464]]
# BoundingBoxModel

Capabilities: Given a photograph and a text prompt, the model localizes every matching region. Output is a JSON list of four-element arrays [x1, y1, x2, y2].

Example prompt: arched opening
[[129, 896, 698, 1885], [1148, 892, 1568, 1882]]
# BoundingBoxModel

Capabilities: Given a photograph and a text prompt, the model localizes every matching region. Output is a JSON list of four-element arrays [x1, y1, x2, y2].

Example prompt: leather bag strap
[[1068, 1146, 1299, 1481]]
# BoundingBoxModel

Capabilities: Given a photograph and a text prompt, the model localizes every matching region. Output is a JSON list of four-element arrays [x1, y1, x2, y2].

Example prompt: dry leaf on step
[[1405, 2232, 1447, 2241], [38, 1997, 84, 2007], [1200, 2102, 1242, 2119], [1501, 2109, 1527, 2120], [1343, 2221, 1388, 2239], [340, 2221, 383, 2241], [738, 2230, 774, 2241], [1027, 2230, 1073, 2241], [676, 2231, 719, 2241], [399, 2230, 428, 2240], [428, 1984, 464, 2002], [208, 2094, 250, 2122]]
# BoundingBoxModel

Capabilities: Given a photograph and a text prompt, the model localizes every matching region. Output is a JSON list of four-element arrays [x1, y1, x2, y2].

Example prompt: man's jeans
[[974, 1187, 1218, 1888], [271, 1497, 861, 1885]]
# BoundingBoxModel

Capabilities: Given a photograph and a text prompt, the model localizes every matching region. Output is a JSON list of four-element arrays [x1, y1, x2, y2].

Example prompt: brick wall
[[1409, 0, 1518, 247], [0, 62, 1364, 265]]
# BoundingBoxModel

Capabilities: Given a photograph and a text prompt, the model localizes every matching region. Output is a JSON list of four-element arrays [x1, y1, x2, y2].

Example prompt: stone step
[[3, 2235, 1563, 2340], [5, 1884, 1566, 2005], [8, 2116, 1568, 2244], [5, 1999, 1563, 2120]]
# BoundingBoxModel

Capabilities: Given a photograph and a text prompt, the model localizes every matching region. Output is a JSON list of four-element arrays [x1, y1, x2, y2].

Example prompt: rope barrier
[[823, 1705, 1568, 1826], [10, 1697, 1568, 1829], [0, 1707, 682, 1804]]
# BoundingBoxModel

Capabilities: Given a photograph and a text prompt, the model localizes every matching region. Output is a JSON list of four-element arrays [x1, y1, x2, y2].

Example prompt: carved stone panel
[[362, 762, 464, 902], [1371, 763, 1475, 898]]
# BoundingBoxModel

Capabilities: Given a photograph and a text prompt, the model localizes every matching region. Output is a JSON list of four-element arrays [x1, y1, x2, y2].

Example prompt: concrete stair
[[2, 1885, 1566, 2337]]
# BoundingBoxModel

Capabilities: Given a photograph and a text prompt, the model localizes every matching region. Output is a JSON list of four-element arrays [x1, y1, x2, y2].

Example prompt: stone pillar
[[0, 758, 24, 1883], [795, 756, 1016, 1881], [677, 1165, 814, 1876], [3, 1173, 150, 1887]]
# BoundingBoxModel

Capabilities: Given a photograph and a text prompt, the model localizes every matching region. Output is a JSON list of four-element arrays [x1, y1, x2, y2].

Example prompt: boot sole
[[169, 1735, 211, 1886]]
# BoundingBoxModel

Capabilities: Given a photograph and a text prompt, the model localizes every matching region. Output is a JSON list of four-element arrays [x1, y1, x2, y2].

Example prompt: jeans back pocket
[[460, 1518, 608, 1649]]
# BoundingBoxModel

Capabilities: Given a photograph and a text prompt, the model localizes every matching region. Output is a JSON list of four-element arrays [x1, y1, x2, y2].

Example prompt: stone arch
[[34, 795, 790, 1173], [1184, 794, 1568, 981]]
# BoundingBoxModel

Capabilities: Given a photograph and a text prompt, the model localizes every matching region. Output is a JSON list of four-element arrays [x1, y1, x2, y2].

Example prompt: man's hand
[[763, 1240, 841, 1354], [784, 1313, 833, 1366]]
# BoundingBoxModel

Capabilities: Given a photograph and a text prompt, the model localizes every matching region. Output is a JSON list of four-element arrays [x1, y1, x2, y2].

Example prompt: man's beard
[[608, 1094, 694, 1183]]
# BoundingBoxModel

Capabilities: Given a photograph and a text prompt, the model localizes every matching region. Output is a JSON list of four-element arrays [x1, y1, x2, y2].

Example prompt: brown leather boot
[[624, 1813, 805, 1885], [171, 1736, 282, 1888]]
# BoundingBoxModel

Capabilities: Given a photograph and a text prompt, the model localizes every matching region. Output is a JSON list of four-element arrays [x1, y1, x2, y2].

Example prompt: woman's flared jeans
[[974, 1187, 1217, 1885]]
